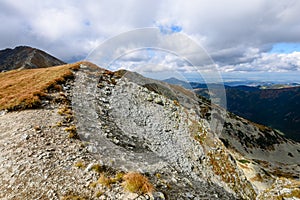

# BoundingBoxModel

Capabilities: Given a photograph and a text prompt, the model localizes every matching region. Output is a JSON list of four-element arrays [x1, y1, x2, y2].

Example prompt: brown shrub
[[74, 161, 85, 169], [65, 125, 79, 139], [122, 172, 154, 194], [98, 174, 113, 188]]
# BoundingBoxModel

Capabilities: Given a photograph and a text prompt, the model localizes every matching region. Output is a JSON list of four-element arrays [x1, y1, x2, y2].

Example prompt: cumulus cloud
[[222, 52, 300, 72], [0, 0, 300, 74]]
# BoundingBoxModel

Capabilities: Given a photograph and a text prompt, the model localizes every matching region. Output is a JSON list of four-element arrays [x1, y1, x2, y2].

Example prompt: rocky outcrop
[[71, 65, 259, 199], [71, 63, 299, 199]]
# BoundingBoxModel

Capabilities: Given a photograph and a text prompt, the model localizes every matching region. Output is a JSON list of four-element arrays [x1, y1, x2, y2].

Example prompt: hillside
[[194, 85, 300, 142], [164, 78, 300, 142], [0, 62, 299, 199], [0, 46, 65, 72], [0, 63, 79, 110]]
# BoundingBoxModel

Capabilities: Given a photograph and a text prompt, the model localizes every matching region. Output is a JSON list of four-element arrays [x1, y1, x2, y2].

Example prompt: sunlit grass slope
[[0, 62, 81, 111]]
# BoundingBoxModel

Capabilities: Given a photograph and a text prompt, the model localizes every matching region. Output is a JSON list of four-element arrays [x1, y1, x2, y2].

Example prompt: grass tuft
[[65, 125, 79, 139], [94, 191, 103, 198], [98, 174, 113, 188], [89, 182, 98, 188], [74, 161, 85, 169], [58, 106, 72, 115], [97, 172, 124, 188], [173, 100, 180, 106], [122, 172, 154, 195], [91, 164, 104, 174], [114, 172, 125, 182]]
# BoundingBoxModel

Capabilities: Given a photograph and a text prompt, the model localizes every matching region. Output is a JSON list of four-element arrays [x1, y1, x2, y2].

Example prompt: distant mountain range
[[164, 77, 300, 142], [0, 46, 65, 72]]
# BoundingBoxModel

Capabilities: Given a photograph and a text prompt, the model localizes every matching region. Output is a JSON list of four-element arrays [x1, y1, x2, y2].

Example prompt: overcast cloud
[[0, 0, 300, 74]]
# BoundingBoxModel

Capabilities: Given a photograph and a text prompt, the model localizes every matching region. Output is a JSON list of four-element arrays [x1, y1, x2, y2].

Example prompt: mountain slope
[[0, 62, 299, 199], [72, 64, 299, 198], [0, 46, 65, 72], [165, 78, 300, 142], [225, 86, 300, 141], [195, 85, 300, 141], [0, 62, 79, 110]]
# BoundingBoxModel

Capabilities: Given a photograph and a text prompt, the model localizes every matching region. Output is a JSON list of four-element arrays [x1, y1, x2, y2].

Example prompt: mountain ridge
[[164, 77, 300, 142], [0, 48, 299, 199]]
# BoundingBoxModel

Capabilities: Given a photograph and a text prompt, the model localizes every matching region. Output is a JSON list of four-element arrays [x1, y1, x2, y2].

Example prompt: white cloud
[[222, 51, 300, 72], [0, 0, 300, 74]]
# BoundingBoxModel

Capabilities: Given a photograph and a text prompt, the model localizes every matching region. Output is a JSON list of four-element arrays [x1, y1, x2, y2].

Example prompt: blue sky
[[270, 43, 300, 53], [0, 0, 300, 82], [158, 24, 183, 34]]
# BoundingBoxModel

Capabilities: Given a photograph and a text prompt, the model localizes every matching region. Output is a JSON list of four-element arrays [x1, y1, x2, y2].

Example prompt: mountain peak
[[0, 46, 65, 72]]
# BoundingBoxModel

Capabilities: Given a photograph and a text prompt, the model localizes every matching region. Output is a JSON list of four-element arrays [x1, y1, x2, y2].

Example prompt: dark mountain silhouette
[[0, 46, 65, 72]]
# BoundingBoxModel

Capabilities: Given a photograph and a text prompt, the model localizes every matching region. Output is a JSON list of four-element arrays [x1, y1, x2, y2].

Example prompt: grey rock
[[0, 110, 7, 116], [22, 134, 29, 140], [153, 192, 165, 200], [154, 97, 164, 105]]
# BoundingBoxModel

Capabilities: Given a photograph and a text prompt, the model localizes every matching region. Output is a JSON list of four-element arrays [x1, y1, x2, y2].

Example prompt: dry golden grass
[[238, 163, 251, 170], [65, 125, 79, 139], [0, 62, 81, 111], [173, 99, 180, 106], [58, 106, 73, 115], [98, 174, 113, 188], [94, 191, 103, 198], [122, 172, 154, 195], [250, 173, 264, 182], [90, 164, 104, 174], [260, 178, 300, 199], [74, 161, 85, 169], [97, 172, 124, 188], [249, 121, 271, 132], [271, 169, 296, 179]]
